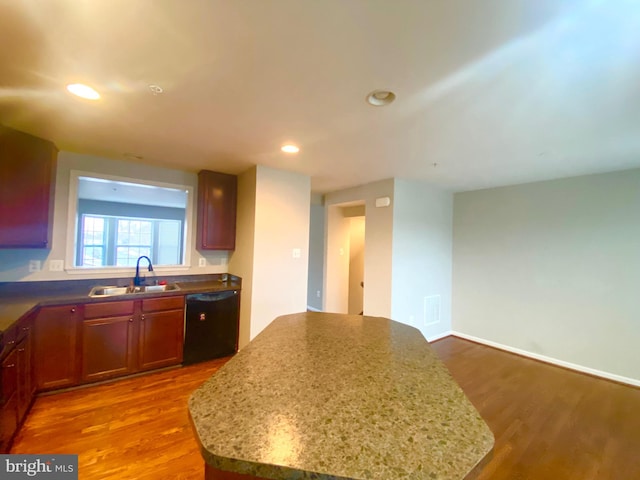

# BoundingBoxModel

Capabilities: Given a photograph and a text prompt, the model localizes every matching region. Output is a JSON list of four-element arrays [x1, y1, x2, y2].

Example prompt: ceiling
[[1, 0, 639, 194]]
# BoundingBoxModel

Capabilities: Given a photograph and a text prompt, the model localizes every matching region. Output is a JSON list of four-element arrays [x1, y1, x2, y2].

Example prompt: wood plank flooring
[[11, 338, 640, 479], [12, 357, 231, 480], [431, 336, 640, 480]]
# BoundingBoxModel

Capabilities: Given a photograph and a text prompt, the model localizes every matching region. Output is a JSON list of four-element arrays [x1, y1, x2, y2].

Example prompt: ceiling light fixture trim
[[66, 83, 100, 100], [366, 89, 396, 106]]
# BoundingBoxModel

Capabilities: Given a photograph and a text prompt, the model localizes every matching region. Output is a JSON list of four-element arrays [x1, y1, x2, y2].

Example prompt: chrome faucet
[[134, 255, 153, 286]]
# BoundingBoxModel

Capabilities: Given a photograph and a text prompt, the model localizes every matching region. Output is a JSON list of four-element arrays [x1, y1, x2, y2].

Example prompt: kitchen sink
[[88, 284, 180, 297]]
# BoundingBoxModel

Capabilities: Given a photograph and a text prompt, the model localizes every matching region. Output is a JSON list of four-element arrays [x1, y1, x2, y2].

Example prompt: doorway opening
[[324, 202, 365, 314]]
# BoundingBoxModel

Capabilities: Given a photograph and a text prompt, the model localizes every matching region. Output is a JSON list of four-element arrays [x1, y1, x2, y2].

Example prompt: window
[[68, 172, 192, 269]]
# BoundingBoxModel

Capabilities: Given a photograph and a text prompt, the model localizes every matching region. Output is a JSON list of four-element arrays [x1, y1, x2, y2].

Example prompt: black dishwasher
[[183, 290, 240, 365]]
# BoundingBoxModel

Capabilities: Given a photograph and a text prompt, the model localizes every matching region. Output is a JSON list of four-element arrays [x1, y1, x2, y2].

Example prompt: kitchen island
[[189, 312, 493, 480]]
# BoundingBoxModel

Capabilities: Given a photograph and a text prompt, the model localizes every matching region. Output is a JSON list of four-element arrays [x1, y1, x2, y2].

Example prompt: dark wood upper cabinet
[[197, 170, 237, 250], [0, 125, 57, 248]]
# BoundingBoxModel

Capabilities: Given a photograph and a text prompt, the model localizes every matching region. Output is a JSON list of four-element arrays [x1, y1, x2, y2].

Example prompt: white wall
[[0, 151, 229, 282], [247, 165, 310, 340], [391, 179, 453, 339], [453, 169, 640, 382], [324, 179, 394, 317], [324, 205, 351, 313]]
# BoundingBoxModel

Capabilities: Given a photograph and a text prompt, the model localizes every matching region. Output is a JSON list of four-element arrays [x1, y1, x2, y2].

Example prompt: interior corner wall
[[307, 199, 325, 311], [228, 167, 257, 349], [390, 179, 453, 339], [324, 205, 350, 313], [348, 217, 365, 315], [324, 179, 394, 317], [249, 165, 310, 340], [452, 169, 640, 382]]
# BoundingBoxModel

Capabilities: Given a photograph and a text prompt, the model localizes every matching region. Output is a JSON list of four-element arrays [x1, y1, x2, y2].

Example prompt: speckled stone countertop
[[0, 274, 241, 333], [189, 312, 494, 480]]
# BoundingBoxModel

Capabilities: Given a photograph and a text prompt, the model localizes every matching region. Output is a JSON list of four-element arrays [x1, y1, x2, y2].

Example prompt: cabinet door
[[0, 125, 57, 248], [82, 315, 136, 383], [197, 170, 237, 250], [34, 305, 80, 390], [0, 349, 18, 452], [138, 309, 184, 371], [15, 336, 32, 422]]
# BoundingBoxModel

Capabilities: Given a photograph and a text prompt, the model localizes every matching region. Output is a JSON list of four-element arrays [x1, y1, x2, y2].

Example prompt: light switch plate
[[292, 248, 301, 259], [49, 259, 64, 271], [198, 258, 206, 267], [28, 260, 41, 272]]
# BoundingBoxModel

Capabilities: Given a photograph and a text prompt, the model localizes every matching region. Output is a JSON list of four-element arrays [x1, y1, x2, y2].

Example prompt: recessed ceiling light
[[281, 144, 300, 154], [366, 89, 396, 106], [148, 84, 164, 95], [66, 83, 100, 100]]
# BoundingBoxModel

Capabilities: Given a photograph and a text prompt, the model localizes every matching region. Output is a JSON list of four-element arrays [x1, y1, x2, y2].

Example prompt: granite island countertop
[[188, 312, 494, 480]]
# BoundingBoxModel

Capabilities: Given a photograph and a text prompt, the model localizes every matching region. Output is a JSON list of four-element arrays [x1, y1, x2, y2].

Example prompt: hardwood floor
[[12, 339, 640, 479], [431, 336, 640, 480], [12, 357, 231, 480]]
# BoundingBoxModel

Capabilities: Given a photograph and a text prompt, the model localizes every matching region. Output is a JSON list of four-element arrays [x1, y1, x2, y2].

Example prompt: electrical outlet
[[292, 248, 301, 259], [28, 260, 41, 272], [316, 290, 321, 298], [49, 259, 64, 271], [198, 258, 206, 267]]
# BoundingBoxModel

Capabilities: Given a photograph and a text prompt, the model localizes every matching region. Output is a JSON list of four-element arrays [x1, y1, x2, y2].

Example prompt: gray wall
[[307, 196, 325, 310], [391, 179, 453, 339], [452, 168, 640, 382]]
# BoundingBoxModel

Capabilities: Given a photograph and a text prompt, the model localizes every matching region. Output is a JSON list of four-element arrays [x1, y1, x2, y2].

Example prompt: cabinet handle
[[70, 308, 76, 313], [22, 326, 30, 331], [3, 364, 15, 368], [7, 340, 15, 346], [141, 315, 145, 321], [128, 318, 134, 322], [17, 348, 25, 353]]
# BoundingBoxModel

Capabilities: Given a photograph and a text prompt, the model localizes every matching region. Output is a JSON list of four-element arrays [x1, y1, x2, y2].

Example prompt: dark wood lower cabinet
[[82, 315, 136, 382], [83, 296, 184, 379], [205, 464, 264, 480], [34, 305, 80, 390], [139, 296, 185, 371], [0, 349, 18, 452], [4, 293, 189, 452], [15, 335, 33, 422], [1, 315, 35, 452], [138, 309, 184, 371]]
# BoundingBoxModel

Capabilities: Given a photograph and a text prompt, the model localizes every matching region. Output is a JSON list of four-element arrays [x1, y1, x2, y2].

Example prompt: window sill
[[64, 265, 191, 275]]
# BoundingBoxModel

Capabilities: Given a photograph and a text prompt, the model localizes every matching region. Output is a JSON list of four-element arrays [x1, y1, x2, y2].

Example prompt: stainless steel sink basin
[[140, 284, 180, 293], [88, 283, 180, 297], [89, 286, 129, 297]]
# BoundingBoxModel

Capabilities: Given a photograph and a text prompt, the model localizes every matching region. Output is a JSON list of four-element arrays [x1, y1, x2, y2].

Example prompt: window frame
[[65, 170, 193, 274]]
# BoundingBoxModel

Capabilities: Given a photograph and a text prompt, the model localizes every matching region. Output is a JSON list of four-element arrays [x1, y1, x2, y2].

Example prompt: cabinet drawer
[[84, 300, 135, 319], [15, 316, 32, 343], [0, 326, 17, 360], [142, 295, 184, 313]]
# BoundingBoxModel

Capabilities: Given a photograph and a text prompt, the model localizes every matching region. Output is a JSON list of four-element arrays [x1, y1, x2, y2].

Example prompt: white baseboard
[[427, 330, 453, 342], [450, 331, 640, 388]]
